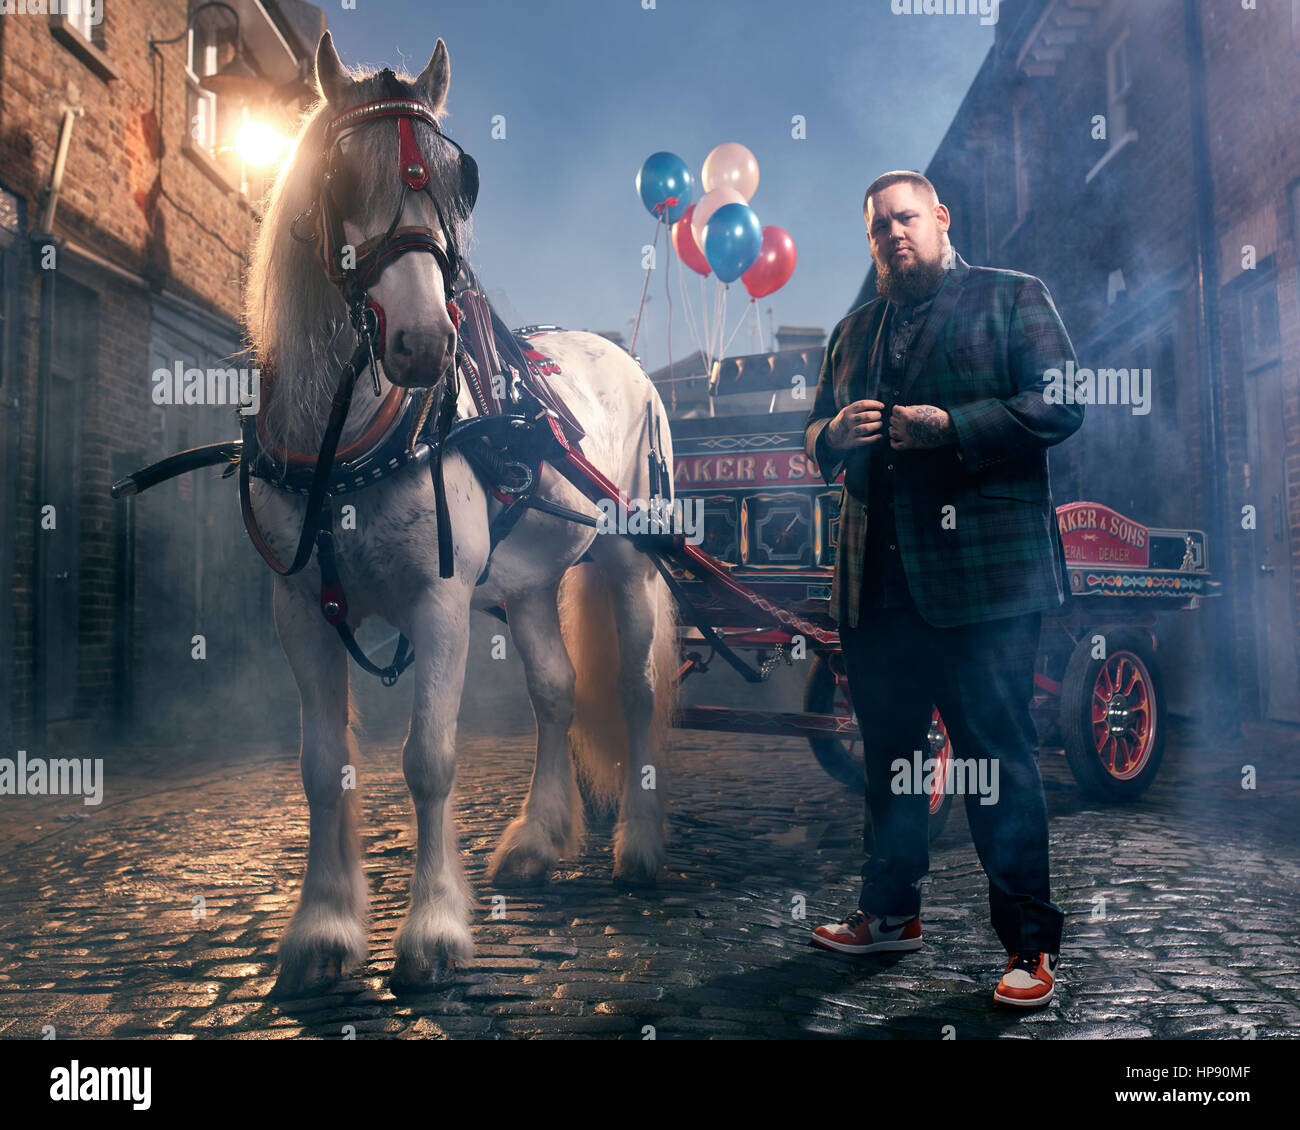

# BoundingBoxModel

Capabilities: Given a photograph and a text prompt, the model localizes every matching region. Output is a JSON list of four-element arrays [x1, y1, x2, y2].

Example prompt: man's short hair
[[863, 171, 939, 216]]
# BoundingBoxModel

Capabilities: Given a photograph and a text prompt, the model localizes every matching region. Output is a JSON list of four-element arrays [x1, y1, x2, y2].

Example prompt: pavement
[[0, 715, 1297, 1040]]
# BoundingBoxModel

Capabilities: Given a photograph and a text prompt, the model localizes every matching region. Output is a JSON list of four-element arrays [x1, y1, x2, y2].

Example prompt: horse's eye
[[325, 161, 357, 213]]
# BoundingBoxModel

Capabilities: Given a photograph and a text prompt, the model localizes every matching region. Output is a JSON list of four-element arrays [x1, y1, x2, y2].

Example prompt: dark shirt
[[860, 291, 939, 610]]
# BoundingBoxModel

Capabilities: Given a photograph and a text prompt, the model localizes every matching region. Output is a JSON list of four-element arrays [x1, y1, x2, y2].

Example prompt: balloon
[[673, 205, 712, 276], [691, 186, 745, 252], [702, 142, 759, 202], [702, 202, 763, 284], [742, 226, 797, 298], [636, 152, 693, 224]]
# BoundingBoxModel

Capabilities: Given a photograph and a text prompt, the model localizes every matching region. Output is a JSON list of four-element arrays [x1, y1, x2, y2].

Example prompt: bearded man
[[803, 171, 1083, 1008]]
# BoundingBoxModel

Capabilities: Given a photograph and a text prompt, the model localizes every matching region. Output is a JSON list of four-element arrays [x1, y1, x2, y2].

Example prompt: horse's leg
[[487, 583, 578, 886], [391, 591, 475, 990], [591, 540, 665, 885], [270, 580, 368, 998]]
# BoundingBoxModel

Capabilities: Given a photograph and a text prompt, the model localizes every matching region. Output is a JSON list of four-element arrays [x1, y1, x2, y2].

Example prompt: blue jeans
[[838, 600, 1064, 955]]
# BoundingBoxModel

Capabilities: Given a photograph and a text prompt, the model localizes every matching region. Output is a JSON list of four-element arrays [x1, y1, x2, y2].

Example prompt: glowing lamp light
[[235, 121, 289, 167]]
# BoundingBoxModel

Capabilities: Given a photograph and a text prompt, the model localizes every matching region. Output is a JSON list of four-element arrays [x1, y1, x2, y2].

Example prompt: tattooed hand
[[888, 404, 955, 450]]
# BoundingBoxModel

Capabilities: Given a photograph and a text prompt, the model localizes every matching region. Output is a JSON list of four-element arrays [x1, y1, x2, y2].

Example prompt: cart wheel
[[804, 656, 951, 843], [924, 711, 953, 842], [1060, 627, 1165, 800], [803, 654, 865, 793]]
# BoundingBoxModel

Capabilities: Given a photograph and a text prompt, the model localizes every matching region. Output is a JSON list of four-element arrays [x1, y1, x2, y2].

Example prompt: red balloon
[[742, 226, 797, 298], [672, 205, 712, 277]]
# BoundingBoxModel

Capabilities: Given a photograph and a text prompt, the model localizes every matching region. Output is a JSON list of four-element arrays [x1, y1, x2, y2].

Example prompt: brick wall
[[1202, 0, 1300, 721], [921, 0, 1300, 721], [1, 3, 305, 745]]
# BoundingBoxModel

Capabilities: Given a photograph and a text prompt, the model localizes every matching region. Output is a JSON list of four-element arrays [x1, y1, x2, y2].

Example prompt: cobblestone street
[[1, 719, 1297, 1040]]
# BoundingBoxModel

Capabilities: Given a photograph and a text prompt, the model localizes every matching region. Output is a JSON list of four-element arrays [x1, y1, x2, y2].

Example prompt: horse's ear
[[315, 31, 351, 105], [414, 39, 450, 113]]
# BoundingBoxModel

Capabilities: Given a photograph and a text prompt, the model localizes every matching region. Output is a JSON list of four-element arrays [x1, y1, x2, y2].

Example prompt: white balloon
[[702, 142, 760, 202], [692, 186, 746, 251]]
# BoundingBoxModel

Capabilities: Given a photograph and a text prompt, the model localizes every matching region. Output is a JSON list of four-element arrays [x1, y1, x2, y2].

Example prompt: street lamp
[[148, 1, 274, 103], [234, 120, 290, 167]]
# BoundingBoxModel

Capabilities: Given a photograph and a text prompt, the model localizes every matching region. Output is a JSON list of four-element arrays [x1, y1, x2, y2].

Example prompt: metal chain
[[758, 643, 792, 681]]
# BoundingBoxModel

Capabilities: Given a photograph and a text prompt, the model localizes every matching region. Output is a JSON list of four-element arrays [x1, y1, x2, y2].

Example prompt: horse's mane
[[244, 63, 473, 453]]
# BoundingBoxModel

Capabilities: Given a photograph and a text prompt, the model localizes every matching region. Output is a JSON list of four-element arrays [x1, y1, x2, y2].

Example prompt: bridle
[[241, 76, 481, 643], [290, 75, 480, 388]]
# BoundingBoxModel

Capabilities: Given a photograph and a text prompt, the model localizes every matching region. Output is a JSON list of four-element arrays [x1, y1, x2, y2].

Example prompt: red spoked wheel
[[1060, 627, 1165, 800], [926, 710, 953, 825]]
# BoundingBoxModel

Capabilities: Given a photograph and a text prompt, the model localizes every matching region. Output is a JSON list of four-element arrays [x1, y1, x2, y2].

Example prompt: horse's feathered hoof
[[487, 854, 553, 887], [487, 820, 560, 886], [390, 956, 459, 994], [268, 954, 346, 1001]]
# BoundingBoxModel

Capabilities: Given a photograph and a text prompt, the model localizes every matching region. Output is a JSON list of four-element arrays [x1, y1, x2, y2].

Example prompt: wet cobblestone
[[0, 718, 1297, 1039]]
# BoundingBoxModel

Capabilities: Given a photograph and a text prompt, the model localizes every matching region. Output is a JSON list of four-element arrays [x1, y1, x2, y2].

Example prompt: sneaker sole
[[992, 986, 1055, 1008], [810, 934, 923, 956]]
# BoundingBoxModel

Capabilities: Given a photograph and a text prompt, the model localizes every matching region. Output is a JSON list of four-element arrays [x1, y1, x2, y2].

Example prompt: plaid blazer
[[803, 253, 1084, 629]]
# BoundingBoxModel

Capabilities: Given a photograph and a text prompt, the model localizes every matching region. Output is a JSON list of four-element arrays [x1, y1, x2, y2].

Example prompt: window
[[49, 2, 117, 80], [1239, 271, 1281, 372], [1105, 30, 1132, 142], [1086, 26, 1139, 184], [186, 27, 220, 155], [67, 0, 101, 44]]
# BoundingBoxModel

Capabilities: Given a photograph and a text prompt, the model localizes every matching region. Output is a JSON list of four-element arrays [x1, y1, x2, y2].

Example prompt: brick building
[[873, 0, 1300, 724], [0, 1, 324, 751]]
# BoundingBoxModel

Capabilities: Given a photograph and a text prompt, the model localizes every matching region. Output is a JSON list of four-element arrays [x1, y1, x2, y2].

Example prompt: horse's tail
[[557, 558, 680, 814]]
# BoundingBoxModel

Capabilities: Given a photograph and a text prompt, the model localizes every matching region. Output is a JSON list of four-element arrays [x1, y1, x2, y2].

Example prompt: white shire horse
[[244, 32, 678, 995]]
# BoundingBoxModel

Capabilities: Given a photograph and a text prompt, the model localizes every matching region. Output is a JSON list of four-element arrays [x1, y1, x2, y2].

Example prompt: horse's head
[[306, 32, 478, 388]]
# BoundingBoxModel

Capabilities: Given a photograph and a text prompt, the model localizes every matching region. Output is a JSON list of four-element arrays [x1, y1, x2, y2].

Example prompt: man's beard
[[876, 245, 946, 305]]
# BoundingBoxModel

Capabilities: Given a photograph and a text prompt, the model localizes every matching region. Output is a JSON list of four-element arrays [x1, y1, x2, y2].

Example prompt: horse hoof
[[269, 954, 345, 1000], [487, 846, 555, 887], [390, 957, 457, 995]]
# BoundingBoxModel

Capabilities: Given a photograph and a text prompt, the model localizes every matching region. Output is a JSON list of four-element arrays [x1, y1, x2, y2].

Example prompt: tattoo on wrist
[[907, 406, 952, 447]]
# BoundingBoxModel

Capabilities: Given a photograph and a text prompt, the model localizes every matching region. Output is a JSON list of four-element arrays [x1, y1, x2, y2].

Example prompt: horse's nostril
[[392, 330, 413, 358]]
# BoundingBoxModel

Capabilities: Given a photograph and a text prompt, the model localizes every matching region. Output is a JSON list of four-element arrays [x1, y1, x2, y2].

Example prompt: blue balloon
[[702, 203, 763, 283], [636, 152, 693, 224]]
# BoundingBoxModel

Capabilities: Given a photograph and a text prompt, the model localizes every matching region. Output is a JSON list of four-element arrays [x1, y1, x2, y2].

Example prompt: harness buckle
[[498, 461, 534, 495]]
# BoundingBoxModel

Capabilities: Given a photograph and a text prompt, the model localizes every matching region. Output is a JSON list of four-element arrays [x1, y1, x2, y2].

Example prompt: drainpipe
[[1182, 0, 1238, 729], [30, 105, 81, 750]]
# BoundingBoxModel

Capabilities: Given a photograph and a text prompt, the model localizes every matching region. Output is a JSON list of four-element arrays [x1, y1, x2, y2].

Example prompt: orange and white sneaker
[[810, 909, 922, 955], [993, 952, 1058, 1008]]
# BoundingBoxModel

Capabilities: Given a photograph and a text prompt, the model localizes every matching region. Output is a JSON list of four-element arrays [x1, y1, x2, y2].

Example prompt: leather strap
[[239, 332, 374, 577]]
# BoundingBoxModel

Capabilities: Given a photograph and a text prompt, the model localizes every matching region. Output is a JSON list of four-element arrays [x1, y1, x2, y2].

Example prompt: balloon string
[[717, 282, 728, 374], [720, 295, 755, 358], [629, 209, 665, 355], [670, 231, 708, 399], [663, 214, 675, 412], [707, 277, 721, 378], [675, 253, 705, 377]]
